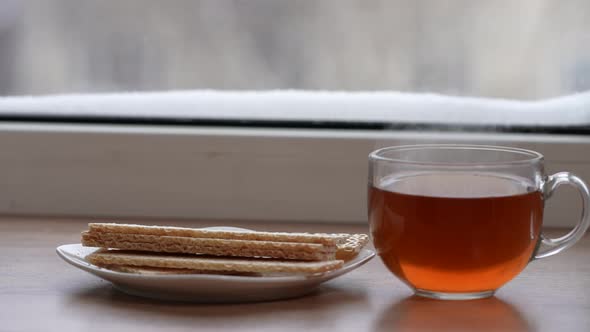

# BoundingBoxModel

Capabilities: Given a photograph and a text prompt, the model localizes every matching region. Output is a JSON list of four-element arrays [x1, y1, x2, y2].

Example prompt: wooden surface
[[1, 216, 589, 332]]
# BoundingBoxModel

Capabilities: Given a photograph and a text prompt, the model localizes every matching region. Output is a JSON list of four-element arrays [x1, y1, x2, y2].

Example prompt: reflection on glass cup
[[368, 145, 590, 300]]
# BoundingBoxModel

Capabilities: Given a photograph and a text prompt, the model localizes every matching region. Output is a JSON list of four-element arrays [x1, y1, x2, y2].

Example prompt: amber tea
[[369, 172, 543, 293]]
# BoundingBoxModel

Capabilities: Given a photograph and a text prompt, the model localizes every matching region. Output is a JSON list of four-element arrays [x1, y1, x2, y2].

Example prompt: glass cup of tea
[[368, 144, 590, 300]]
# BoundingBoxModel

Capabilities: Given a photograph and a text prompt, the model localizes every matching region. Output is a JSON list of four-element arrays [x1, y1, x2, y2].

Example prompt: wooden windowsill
[[1, 216, 588, 332]]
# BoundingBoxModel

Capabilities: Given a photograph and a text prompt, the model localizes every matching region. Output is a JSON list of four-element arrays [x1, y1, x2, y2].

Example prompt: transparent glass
[[368, 144, 590, 300]]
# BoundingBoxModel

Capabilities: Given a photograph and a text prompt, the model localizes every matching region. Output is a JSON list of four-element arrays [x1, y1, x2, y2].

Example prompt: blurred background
[[0, 0, 589, 100]]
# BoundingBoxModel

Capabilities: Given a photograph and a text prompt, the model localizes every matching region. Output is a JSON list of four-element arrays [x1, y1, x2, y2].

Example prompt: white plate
[[56, 227, 375, 303]]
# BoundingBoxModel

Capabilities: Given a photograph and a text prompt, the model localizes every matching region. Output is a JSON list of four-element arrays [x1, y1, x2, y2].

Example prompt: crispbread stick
[[87, 250, 344, 275], [104, 265, 261, 276], [82, 231, 336, 261], [88, 223, 341, 245]]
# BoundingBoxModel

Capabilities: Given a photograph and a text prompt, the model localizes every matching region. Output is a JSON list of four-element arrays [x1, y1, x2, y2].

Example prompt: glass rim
[[369, 144, 544, 167]]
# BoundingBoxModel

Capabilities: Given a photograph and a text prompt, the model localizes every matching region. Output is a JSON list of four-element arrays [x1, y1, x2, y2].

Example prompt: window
[[0, 1, 588, 98], [0, 1, 589, 226]]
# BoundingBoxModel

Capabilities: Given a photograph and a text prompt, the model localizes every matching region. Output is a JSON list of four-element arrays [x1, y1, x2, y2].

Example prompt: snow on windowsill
[[0, 90, 588, 126]]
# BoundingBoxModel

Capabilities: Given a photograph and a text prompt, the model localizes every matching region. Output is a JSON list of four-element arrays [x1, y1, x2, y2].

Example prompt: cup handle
[[535, 172, 590, 259]]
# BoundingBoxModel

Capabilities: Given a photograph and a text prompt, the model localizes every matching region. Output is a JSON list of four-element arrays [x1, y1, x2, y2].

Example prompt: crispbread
[[88, 223, 341, 246], [82, 231, 336, 261], [87, 250, 344, 275], [105, 265, 260, 276], [82, 223, 370, 262], [334, 234, 370, 261]]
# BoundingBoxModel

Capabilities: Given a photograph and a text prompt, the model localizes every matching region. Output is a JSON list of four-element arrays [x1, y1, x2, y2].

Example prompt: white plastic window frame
[[0, 122, 588, 227]]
